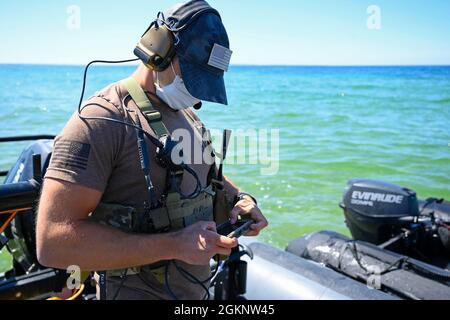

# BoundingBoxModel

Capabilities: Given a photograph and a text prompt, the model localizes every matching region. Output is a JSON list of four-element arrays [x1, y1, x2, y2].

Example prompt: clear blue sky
[[1, 0, 449, 65]]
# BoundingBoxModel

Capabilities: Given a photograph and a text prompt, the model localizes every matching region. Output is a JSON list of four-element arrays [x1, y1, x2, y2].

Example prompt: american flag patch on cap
[[207, 43, 233, 72], [51, 140, 91, 171]]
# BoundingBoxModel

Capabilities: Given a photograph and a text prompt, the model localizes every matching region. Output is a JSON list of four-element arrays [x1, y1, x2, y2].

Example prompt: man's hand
[[230, 196, 268, 237], [173, 221, 238, 265]]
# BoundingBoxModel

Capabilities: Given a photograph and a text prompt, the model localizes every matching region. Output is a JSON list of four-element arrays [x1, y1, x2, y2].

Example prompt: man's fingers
[[251, 219, 268, 232], [202, 221, 217, 232], [216, 235, 238, 249], [246, 230, 260, 237], [230, 206, 242, 224], [244, 223, 260, 236], [250, 207, 268, 230]]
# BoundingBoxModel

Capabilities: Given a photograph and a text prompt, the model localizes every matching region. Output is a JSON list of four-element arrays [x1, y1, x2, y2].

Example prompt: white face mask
[[154, 63, 201, 111]]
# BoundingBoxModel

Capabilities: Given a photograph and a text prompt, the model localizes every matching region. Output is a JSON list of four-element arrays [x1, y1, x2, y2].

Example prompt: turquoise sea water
[[1, 64, 449, 271]]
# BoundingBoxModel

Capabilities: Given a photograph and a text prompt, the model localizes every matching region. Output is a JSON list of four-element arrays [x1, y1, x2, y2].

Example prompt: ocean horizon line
[[1, 62, 450, 68]]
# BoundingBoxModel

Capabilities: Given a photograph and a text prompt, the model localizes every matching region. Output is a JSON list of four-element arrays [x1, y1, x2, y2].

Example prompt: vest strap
[[121, 77, 169, 138]]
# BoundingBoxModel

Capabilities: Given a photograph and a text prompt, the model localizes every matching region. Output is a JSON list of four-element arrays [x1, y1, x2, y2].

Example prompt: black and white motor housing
[[341, 179, 420, 244]]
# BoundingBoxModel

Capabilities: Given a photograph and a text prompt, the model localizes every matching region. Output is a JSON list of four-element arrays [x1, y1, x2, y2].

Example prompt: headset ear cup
[[152, 52, 175, 72], [135, 25, 176, 72], [153, 56, 164, 67]]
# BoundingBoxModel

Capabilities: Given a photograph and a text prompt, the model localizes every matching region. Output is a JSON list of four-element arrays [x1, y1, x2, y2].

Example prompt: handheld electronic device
[[217, 219, 254, 239]]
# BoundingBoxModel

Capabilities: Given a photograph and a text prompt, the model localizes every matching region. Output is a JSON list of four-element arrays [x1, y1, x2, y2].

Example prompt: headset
[[133, 7, 221, 73], [77, 5, 222, 182], [133, 23, 202, 111], [134, 24, 176, 72]]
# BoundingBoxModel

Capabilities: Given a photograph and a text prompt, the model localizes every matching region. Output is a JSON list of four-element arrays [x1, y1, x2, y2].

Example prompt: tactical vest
[[89, 77, 233, 276]]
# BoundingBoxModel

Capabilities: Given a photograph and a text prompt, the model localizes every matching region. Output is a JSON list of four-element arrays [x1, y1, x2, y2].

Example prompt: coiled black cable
[[178, 164, 204, 199], [77, 59, 164, 149], [165, 258, 223, 301], [112, 269, 129, 301]]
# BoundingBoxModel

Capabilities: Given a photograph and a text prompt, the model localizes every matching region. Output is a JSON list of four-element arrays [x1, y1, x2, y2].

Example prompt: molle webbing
[[90, 186, 215, 234], [90, 188, 215, 278], [121, 77, 168, 138]]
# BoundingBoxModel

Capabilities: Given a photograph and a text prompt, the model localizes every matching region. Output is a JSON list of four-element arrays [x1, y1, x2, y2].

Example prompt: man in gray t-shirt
[[36, 1, 268, 300]]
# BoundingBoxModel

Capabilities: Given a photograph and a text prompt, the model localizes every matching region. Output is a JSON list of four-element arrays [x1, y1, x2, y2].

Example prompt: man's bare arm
[[36, 178, 237, 271]]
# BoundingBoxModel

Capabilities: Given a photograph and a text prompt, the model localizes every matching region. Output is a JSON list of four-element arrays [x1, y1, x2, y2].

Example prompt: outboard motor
[[340, 179, 450, 268], [287, 179, 450, 300], [2, 139, 54, 275], [0, 137, 99, 300], [340, 179, 420, 245]]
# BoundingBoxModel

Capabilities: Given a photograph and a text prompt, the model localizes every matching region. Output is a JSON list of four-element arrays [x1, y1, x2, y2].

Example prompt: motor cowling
[[340, 179, 420, 245], [3, 140, 53, 275]]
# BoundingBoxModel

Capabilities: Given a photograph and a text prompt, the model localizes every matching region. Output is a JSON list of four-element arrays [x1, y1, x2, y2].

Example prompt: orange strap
[[0, 208, 31, 233]]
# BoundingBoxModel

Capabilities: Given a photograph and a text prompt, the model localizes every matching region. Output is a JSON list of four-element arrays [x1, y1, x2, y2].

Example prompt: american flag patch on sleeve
[[51, 140, 91, 171]]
